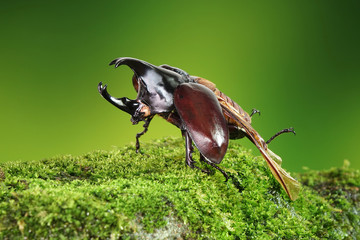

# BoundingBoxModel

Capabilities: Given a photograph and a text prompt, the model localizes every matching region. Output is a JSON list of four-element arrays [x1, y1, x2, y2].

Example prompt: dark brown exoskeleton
[[98, 57, 300, 200]]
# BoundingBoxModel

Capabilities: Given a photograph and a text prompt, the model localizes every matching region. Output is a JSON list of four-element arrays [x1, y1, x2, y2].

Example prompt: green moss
[[0, 137, 359, 239]]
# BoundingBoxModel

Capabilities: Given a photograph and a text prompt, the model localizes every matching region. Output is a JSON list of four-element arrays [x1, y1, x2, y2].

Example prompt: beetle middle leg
[[199, 155, 229, 182], [183, 131, 211, 174], [183, 130, 228, 179], [183, 131, 200, 168], [183, 131, 195, 167], [135, 116, 153, 153], [266, 127, 296, 145]]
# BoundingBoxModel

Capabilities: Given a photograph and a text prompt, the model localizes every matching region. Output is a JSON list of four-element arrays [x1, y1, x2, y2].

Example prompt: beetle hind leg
[[266, 127, 296, 145], [135, 116, 153, 153]]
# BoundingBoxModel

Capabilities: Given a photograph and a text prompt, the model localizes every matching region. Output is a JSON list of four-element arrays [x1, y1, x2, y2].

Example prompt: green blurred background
[[1, 0, 359, 173]]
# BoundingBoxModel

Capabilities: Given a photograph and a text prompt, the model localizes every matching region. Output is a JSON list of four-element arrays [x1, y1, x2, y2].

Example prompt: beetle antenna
[[135, 116, 153, 153], [250, 108, 261, 118], [266, 127, 296, 145]]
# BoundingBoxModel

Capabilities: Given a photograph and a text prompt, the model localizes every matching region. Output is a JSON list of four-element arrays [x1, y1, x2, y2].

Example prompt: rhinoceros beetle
[[98, 57, 300, 200]]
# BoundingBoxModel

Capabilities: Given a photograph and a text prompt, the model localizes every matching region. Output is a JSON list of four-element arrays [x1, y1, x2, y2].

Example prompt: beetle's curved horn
[[109, 57, 179, 79], [98, 82, 139, 115], [109, 57, 190, 114]]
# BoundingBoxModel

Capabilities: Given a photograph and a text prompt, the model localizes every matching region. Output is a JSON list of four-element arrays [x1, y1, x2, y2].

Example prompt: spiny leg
[[266, 127, 296, 145], [250, 108, 261, 118], [183, 130, 228, 179], [183, 130, 195, 167], [183, 131, 210, 173], [135, 116, 153, 153], [200, 155, 229, 182]]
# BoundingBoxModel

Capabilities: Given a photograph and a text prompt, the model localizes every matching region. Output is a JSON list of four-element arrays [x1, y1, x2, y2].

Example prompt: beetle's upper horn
[[109, 57, 186, 82], [109, 57, 178, 78], [110, 57, 152, 71], [109, 57, 190, 113]]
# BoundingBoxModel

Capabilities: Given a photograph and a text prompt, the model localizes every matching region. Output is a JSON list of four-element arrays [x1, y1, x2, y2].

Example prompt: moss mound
[[0, 137, 359, 239]]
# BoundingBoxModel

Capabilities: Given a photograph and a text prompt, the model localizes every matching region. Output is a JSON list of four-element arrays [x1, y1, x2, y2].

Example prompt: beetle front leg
[[135, 116, 153, 153]]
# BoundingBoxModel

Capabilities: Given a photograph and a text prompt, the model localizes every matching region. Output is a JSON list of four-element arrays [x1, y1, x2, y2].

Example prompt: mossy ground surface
[[0, 137, 359, 239]]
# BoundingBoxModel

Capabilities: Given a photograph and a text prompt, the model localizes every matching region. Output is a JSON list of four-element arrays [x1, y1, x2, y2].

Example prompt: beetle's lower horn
[[98, 82, 139, 115]]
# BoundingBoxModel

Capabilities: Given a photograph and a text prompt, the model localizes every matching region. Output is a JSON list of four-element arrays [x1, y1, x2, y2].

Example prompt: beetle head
[[99, 57, 191, 124]]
